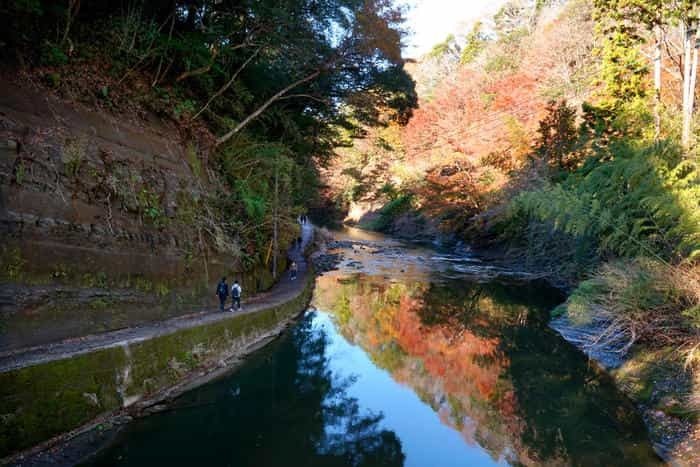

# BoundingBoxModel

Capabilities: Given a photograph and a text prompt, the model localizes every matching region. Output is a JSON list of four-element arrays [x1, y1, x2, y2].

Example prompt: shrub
[[364, 194, 413, 232], [39, 42, 68, 66], [559, 259, 699, 355], [62, 137, 87, 178], [137, 187, 165, 227], [506, 140, 700, 261]]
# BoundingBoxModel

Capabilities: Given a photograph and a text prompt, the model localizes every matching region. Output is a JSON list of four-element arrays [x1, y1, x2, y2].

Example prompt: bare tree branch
[[277, 93, 330, 105], [192, 47, 263, 120], [215, 70, 322, 146]]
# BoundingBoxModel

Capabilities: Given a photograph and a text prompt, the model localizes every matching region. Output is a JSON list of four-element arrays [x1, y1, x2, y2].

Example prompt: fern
[[507, 140, 700, 262]]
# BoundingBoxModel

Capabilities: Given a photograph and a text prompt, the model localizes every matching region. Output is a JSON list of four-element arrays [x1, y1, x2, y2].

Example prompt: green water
[[84, 239, 661, 466]]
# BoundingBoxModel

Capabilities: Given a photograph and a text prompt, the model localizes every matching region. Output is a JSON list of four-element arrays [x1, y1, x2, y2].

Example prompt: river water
[[85, 229, 661, 466]]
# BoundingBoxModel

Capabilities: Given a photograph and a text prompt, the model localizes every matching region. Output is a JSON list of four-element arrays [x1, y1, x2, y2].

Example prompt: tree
[[211, 0, 409, 146], [673, 3, 700, 148], [593, 1, 668, 135], [427, 33, 459, 60], [460, 21, 488, 65], [536, 100, 578, 171], [593, 0, 700, 147]]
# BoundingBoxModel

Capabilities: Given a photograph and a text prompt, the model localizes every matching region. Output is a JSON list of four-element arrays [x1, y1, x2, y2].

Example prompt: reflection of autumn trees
[[89, 312, 405, 467], [314, 274, 541, 463], [314, 274, 659, 466]]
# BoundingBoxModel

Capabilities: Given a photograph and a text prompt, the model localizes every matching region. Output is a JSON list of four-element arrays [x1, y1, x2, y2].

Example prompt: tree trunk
[[272, 157, 279, 279], [61, 0, 81, 46], [654, 26, 663, 140], [682, 22, 695, 148], [215, 70, 321, 146], [688, 30, 699, 147], [152, 12, 176, 87]]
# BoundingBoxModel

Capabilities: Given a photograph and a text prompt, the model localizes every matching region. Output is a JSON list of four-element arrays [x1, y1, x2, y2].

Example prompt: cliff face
[[0, 77, 280, 349]]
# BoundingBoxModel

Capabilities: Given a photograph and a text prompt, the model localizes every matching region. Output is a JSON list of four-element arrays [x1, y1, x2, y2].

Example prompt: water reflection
[[86, 312, 404, 467], [86, 245, 661, 466], [314, 273, 661, 466]]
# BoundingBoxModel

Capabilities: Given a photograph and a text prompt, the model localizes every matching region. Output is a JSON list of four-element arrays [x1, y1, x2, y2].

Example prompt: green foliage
[[14, 159, 26, 185], [155, 282, 170, 297], [2, 247, 26, 281], [364, 194, 413, 232], [564, 259, 669, 326], [39, 42, 68, 66], [508, 141, 700, 261], [9, 0, 42, 14], [379, 182, 399, 200], [536, 100, 579, 171], [558, 259, 699, 354], [484, 54, 518, 75], [81, 271, 108, 288], [683, 305, 700, 329], [43, 72, 61, 88], [0, 0, 416, 272], [592, 1, 653, 109], [494, 2, 531, 37], [173, 99, 196, 120], [596, 28, 648, 108], [427, 34, 456, 59], [88, 298, 112, 310], [460, 22, 487, 64], [137, 187, 165, 227], [186, 144, 202, 178], [236, 182, 267, 223]]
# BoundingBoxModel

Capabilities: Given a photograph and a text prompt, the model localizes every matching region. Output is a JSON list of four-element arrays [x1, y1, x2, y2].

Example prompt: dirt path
[[0, 224, 314, 373]]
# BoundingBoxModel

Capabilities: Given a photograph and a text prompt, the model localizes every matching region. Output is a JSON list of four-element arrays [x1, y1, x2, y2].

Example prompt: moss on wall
[[0, 239, 282, 296], [0, 272, 314, 459], [0, 347, 126, 457]]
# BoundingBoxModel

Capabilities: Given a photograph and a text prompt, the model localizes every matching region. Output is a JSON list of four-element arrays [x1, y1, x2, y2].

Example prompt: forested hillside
[[322, 0, 700, 456], [0, 0, 414, 326]]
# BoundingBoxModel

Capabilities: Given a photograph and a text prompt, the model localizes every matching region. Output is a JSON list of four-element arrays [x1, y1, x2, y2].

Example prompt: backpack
[[217, 282, 227, 297], [232, 284, 241, 298]]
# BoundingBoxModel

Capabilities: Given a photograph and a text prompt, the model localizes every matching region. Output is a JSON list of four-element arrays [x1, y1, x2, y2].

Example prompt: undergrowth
[[362, 194, 414, 232], [557, 259, 699, 355], [505, 141, 700, 263]]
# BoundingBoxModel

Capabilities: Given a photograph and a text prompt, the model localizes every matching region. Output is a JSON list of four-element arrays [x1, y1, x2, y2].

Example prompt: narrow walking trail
[[0, 223, 314, 373]]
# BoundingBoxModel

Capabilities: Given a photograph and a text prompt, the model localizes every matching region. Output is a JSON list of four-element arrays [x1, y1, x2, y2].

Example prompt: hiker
[[216, 277, 229, 312], [290, 261, 298, 280], [230, 280, 242, 312]]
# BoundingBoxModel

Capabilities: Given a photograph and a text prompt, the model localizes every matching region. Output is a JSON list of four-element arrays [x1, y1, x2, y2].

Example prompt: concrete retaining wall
[[0, 272, 314, 459]]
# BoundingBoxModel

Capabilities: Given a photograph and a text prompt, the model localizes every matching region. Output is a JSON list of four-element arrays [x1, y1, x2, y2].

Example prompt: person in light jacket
[[230, 280, 242, 312]]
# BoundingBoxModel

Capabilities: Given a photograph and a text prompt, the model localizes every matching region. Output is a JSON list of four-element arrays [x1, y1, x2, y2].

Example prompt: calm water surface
[[86, 230, 661, 466]]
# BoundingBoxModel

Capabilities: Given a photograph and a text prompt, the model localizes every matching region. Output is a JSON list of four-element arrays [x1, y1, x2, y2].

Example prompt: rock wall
[[0, 77, 285, 348]]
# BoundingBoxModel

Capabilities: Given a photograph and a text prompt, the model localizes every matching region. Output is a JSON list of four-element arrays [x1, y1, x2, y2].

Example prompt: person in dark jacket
[[216, 277, 229, 312]]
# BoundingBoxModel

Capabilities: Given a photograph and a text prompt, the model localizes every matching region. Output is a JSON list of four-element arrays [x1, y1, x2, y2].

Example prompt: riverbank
[[320, 224, 698, 465], [70, 226, 663, 466], [0, 225, 315, 465], [479, 250, 699, 465]]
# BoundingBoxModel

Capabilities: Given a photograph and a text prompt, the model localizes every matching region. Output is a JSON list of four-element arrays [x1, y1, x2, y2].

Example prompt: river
[[84, 228, 661, 466]]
